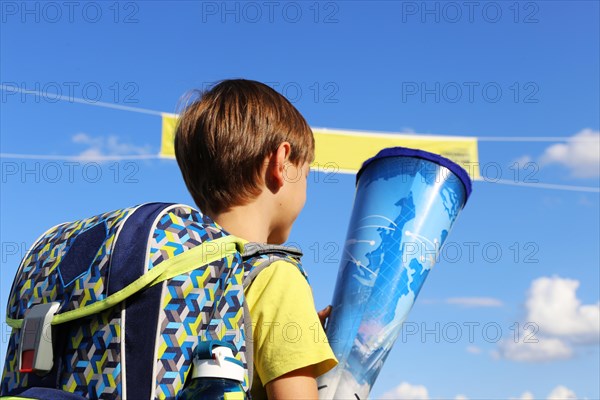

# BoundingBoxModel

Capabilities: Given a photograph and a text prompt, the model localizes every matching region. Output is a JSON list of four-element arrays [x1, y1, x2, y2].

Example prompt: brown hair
[[174, 79, 315, 215]]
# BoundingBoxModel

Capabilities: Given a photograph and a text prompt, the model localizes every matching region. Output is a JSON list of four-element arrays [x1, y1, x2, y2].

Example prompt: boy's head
[[175, 79, 315, 239]]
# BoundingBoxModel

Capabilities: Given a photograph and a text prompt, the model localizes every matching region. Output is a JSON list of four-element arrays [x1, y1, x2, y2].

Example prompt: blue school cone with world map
[[317, 147, 472, 399]]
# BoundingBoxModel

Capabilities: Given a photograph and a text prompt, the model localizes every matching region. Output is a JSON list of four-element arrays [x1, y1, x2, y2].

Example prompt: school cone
[[317, 147, 473, 399]]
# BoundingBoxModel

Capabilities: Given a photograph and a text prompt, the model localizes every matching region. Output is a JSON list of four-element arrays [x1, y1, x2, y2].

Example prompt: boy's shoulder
[[258, 257, 306, 281], [244, 256, 311, 304]]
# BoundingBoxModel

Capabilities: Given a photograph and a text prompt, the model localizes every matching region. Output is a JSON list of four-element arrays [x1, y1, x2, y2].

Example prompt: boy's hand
[[317, 305, 332, 329]]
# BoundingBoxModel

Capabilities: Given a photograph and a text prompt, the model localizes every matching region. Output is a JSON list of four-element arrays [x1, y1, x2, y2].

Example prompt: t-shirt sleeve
[[245, 260, 338, 386]]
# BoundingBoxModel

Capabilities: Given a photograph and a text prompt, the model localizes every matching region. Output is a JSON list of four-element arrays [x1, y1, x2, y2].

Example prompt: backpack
[[1, 203, 305, 400]]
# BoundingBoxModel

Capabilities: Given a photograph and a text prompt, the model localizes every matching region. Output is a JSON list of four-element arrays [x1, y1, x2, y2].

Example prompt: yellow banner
[[160, 113, 178, 158], [313, 128, 480, 180], [160, 115, 480, 180]]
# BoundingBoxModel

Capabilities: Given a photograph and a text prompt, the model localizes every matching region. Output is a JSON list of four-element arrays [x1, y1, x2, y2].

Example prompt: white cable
[[0, 153, 164, 161], [478, 178, 599, 193], [313, 127, 596, 143], [477, 137, 596, 142], [0, 84, 165, 117]]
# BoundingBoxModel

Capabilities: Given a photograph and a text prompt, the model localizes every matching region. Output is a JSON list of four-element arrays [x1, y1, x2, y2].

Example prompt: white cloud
[[539, 129, 600, 178], [72, 133, 153, 161], [547, 385, 577, 400], [518, 391, 535, 400], [379, 382, 429, 400], [577, 195, 595, 207], [513, 155, 533, 166], [510, 388, 579, 400], [496, 336, 573, 362], [445, 297, 503, 307], [466, 345, 482, 354], [497, 275, 599, 363], [526, 276, 600, 342], [454, 395, 469, 400]]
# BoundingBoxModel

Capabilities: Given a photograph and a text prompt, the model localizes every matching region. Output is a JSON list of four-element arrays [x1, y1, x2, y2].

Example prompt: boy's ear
[[265, 142, 291, 192]]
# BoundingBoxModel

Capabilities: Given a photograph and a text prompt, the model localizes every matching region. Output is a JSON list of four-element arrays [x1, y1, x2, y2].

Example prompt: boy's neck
[[207, 202, 272, 244]]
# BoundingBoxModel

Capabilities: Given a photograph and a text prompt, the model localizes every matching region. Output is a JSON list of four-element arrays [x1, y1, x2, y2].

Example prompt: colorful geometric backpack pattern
[[1, 203, 305, 400]]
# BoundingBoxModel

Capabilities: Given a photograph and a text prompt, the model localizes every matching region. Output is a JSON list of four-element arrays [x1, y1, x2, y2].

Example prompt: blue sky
[[1, 1, 599, 399]]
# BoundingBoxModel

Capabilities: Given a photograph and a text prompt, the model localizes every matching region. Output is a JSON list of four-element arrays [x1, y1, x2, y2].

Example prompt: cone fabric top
[[159, 113, 480, 180]]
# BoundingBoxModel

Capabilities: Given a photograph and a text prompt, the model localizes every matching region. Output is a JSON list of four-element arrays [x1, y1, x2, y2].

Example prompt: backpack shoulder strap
[[242, 243, 306, 289], [242, 243, 303, 259], [239, 242, 306, 390]]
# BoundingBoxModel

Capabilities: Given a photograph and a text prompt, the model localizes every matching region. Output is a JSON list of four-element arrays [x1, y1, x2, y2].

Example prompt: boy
[[174, 79, 338, 399]]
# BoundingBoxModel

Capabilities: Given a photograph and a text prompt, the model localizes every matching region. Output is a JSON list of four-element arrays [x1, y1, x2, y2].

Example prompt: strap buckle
[[18, 302, 60, 374]]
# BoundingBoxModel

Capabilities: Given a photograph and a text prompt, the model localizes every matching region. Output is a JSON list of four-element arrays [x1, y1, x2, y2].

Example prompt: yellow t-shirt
[[245, 260, 338, 400]]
